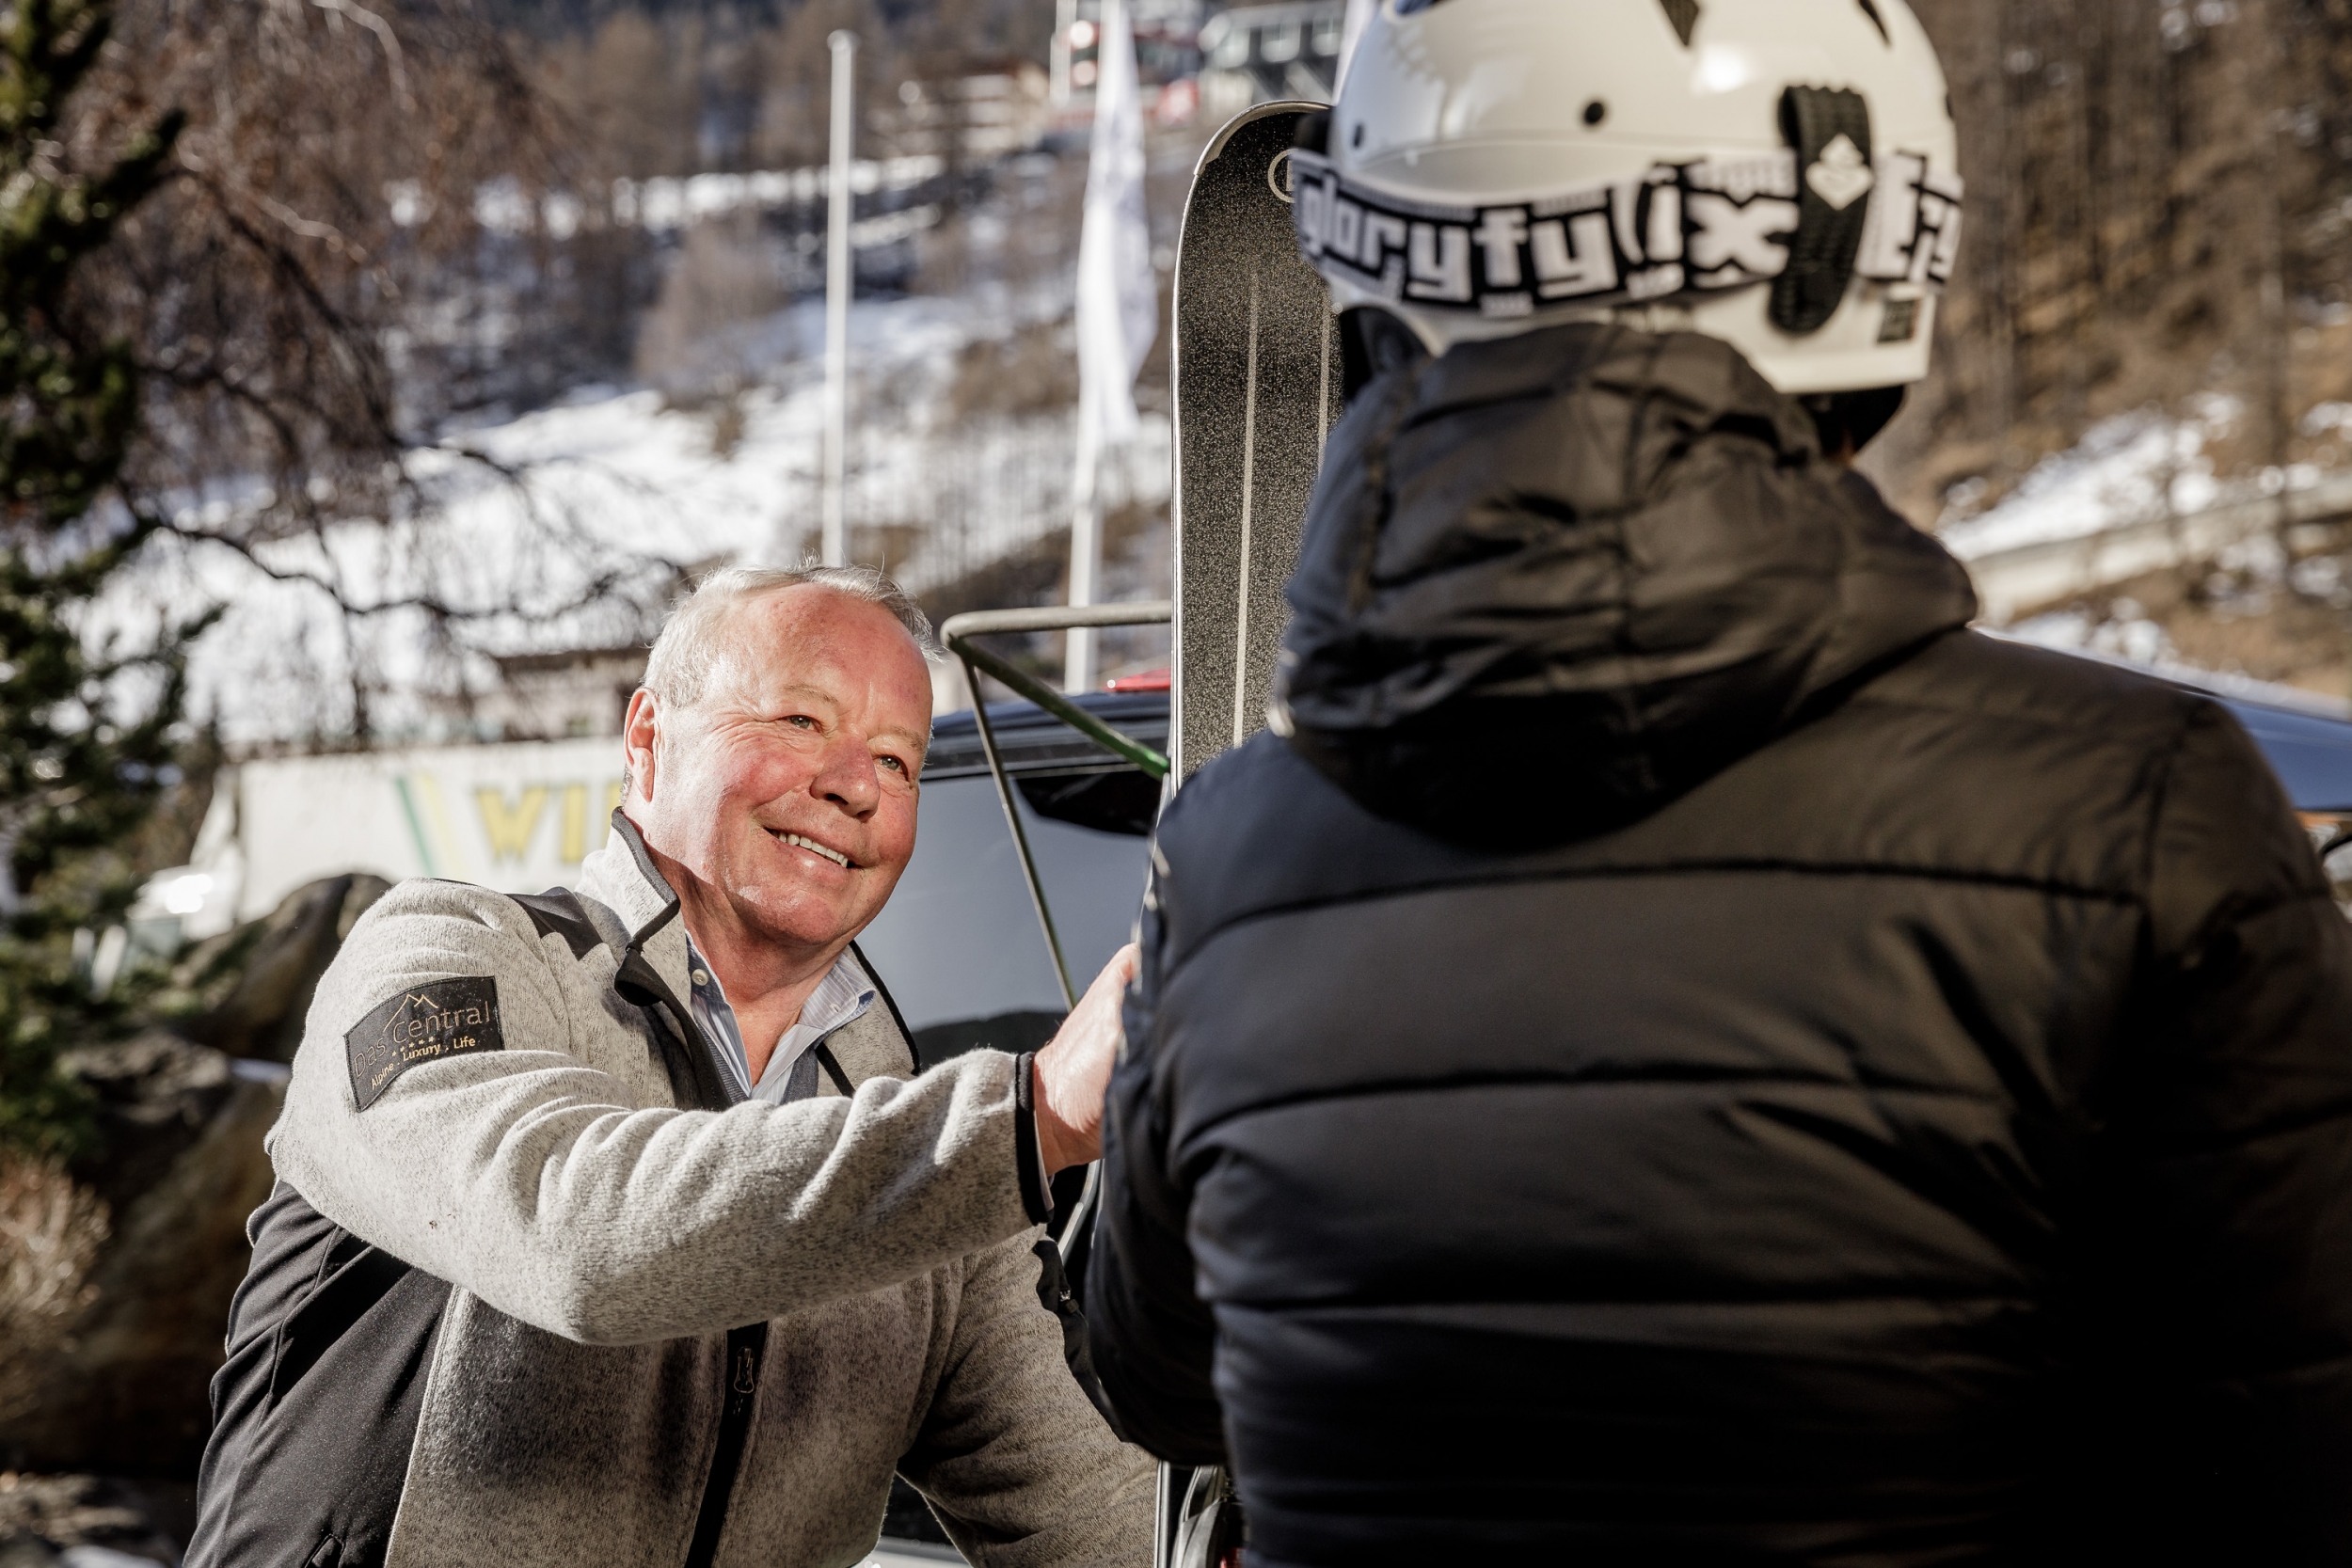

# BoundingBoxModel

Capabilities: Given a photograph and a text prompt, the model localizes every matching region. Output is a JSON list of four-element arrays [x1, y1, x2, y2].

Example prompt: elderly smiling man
[[187, 566, 1154, 1568]]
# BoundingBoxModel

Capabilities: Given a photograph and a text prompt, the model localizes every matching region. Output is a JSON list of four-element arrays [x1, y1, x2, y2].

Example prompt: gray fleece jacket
[[191, 816, 1153, 1568]]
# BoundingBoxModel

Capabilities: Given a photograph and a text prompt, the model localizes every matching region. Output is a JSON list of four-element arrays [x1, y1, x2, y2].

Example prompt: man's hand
[[1034, 943, 1138, 1174]]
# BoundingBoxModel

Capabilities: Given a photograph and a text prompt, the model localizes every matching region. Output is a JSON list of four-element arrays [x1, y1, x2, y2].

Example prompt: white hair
[[642, 562, 939, 711]]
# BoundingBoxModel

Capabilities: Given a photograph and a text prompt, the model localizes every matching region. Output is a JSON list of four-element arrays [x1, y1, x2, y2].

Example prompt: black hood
[[1273, 323, 1978, 846]]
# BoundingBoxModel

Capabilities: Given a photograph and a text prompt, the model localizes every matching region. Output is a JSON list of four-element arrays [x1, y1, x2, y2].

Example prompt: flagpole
[[1065, 398, 1102, 692], [821, 30, 856, 568]]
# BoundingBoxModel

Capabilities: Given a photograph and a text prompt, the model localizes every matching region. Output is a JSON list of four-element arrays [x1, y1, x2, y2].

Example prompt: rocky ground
[[0, 1473, 189, 1565]]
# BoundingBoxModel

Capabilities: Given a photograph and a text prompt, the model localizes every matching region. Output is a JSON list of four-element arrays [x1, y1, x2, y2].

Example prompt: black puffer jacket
[[1089, 325, 2352, 1565]]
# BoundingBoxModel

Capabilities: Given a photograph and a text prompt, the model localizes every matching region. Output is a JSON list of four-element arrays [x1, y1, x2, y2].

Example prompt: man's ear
[[622, 688, 660, 808]]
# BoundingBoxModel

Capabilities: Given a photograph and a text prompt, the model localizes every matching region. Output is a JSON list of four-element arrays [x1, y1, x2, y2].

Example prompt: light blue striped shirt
[[683, 941, 877, 1104]]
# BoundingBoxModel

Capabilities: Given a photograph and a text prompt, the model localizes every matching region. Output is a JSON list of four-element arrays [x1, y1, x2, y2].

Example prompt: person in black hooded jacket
[[1084, 5, 2352, 1561]]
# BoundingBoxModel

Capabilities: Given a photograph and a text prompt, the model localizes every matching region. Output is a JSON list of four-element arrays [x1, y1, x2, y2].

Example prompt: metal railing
[[939, 601, 1172, 1008], [939, 600, 1173, 1280]]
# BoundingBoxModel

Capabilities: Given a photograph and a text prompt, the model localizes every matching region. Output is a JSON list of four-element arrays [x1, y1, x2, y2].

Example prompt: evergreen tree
[[0, 0, 187, 1156]]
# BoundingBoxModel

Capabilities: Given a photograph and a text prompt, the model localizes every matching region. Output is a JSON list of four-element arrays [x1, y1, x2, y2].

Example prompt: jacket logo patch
[[346, 977, 503, 1110]]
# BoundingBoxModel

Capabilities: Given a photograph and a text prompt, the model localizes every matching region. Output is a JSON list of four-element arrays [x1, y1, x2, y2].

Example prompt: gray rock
[[53, 1034, 232, 1222], [171, 874, 389, 1063], [0, 875, 386, 1477]]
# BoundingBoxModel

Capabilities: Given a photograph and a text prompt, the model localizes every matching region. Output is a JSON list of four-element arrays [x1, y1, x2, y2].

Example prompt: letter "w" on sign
[[476, 786, 549, 862]]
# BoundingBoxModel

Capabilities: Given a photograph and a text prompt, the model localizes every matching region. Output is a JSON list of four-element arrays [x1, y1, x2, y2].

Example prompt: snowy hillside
[[109, 293, 1169, 746]]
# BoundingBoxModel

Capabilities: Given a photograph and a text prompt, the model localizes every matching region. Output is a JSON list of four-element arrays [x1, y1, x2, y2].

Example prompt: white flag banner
[[1074, 0, 1155, 448], [1065, 0, 1156, 688]]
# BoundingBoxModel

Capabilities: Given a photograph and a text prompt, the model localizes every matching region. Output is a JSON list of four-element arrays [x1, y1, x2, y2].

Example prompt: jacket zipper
[[611, 879, 779, 1568], [683, 1322, 769, 1568], [677, 981, 763, 1568], [628, 944, 768, 1568]]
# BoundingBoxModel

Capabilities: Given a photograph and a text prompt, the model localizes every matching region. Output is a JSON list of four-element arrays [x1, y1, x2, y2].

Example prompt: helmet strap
[[1772, 86, 1875, 337]]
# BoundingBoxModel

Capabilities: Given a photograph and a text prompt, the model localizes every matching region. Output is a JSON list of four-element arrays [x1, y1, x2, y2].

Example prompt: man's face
[[626, 586, 932, 959]]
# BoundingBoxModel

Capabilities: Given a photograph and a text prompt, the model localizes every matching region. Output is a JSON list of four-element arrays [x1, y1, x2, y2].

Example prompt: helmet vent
[[1657, 0, 1700, 47], [1855, 0, 1890, 43]]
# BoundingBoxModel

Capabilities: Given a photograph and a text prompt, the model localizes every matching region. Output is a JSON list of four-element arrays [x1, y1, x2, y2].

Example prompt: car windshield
[[2221, 696, 2352, 815]]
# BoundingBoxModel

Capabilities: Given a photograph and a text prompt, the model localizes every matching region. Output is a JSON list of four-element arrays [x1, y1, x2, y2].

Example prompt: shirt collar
[[796, 959, 879, 1042], [683, 942, 878, 1101]]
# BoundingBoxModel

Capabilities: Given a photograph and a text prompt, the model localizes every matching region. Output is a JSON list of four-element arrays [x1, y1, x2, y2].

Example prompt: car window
[[1017, 767, 1162, 836], [854, 695, 1165, 1063], [2225, 697, 2352, 815]]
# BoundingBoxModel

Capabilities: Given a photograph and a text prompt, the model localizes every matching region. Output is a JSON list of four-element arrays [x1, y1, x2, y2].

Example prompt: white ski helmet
[[1291, 0, 1962, 394]]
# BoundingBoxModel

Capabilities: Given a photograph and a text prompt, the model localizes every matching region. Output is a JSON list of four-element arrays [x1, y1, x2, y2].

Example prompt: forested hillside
[[1890, 0, 2352, 518], [483, 0, 2352, 521], [1840, 0, 2352, 694]]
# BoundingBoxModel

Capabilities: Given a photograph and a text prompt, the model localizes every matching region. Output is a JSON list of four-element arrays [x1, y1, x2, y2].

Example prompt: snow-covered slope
[[1936, 396, 2241, 562], [108, 293, 1168, 746]]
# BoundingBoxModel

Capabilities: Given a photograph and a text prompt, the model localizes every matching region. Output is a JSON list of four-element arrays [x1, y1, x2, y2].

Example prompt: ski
[[1168, 101, 1345, 782], [1155, 97, 1346, 1568]]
